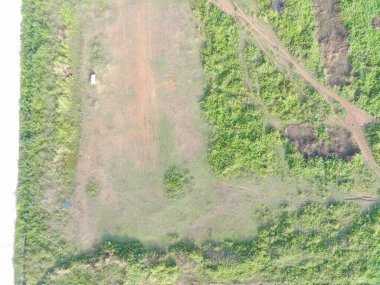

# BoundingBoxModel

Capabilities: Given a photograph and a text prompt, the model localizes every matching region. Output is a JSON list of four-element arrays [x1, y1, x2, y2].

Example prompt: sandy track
[[210, 0, 380, 178], [108, 0, 158, 171], [134, 2, 158, 170]]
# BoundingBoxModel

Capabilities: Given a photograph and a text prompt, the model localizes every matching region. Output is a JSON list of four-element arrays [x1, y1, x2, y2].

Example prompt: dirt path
[[108, 0, 158, 171], [210, 0, 380, 178]]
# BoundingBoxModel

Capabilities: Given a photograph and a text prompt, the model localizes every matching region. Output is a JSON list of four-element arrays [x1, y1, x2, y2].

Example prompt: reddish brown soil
[[210, 0, 380, 178]]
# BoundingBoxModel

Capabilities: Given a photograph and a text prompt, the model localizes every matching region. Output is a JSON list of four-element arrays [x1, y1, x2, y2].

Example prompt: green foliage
[[339, 0, 380, 119], [89, 36, 110, 66], [365, 123, 380, 164], [164, 166, 194, 200], [192, 0, 377, 191], [85, 178, 102, 197], [16, 0, 80, 283], [42, 202, 380, 284], [192, 0, 283, 176], [252, 0, 323, 77]]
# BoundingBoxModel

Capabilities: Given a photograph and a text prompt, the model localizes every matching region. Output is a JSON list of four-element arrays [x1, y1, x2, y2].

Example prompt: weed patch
[[164, 167, 194, 200]]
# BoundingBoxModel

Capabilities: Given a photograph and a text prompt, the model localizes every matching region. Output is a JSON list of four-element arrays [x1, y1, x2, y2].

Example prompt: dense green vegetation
[[193, 0, 377, 192], [163, 167, 194, 200], [41, 201, 380, 284], [240, 0, 323, 77], [366, 123, 380, 165], [339, 0, 380, 120], [339, 0, 380, 161], [16, 0, 80, 283], [85, 178, 102, 197]]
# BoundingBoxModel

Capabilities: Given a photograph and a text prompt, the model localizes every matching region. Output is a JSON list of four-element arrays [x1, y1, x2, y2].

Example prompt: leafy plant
[[85, 178, 102, 197], [163, 167, 194, 200], [89, 36, 110, 66]]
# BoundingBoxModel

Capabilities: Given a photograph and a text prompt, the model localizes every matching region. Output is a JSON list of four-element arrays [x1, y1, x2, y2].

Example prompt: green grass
[[18, 0, 380, 283], [40, 201, 380, 284], [192, 0, 377, 192], [365, 123, 380, 165], [339, 0, 380, 120], [85, 178, 102, 197], [16, 0, 81, 283], [89, 36, 110, 66], [163, 166, 194, 200], [243, 0, 323, 77]]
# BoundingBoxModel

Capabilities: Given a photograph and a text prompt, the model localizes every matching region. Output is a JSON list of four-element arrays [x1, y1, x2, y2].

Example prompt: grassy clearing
[[41, 201, 380, 284], [18, 0, 380, 283], [16, 0, 81, 283]]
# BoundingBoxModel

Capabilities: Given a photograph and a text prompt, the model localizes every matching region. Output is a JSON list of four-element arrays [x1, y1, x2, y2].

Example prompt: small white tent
[[90, 73, 96, 85]]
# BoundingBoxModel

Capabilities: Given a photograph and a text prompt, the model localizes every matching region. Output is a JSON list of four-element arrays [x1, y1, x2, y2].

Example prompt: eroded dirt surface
[[373, 14, 380, 30], [285, 124, 358, 161], [313, 0, 350, 86], [210, 0, 380, 178]]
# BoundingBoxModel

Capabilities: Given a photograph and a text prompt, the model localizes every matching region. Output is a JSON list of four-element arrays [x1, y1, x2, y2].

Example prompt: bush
[[163, 167, 194, 200], [85, 178, 102, 197], [89, 36, 110, 66]]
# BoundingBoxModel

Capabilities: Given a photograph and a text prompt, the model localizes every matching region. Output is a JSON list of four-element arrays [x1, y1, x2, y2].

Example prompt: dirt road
[[210, 0, 380, 178]]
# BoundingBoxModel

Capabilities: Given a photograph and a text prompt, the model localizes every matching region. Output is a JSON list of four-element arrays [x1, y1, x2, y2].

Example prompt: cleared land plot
[[69, 0, 344, 248]]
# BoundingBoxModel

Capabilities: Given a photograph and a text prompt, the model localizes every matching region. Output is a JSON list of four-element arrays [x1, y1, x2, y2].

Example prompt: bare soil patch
[[285, 124, 359, 161], [272, 0, 284, 13], [373, 14, 380, 30], [313, 0, 350, 87]]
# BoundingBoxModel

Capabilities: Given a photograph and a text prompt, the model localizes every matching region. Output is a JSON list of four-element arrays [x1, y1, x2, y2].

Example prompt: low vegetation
[[365, 123, 380, 165], [163, 167, 194, 200], [339, 0, 380, 120], [85, 178, 102, 197], [16, 0, 80, 283], [193, 0, 377, 192], [18, 0, 380, 283], [41, 201, 380, 284], [250, 0, 324, 77], [89, 36, 110, 67]]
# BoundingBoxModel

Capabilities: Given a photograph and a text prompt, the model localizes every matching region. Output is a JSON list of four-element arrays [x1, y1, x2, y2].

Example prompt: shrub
[[89, 36, 110, 66], [163, 167, 194, 200], [85, 178, 102, 197]]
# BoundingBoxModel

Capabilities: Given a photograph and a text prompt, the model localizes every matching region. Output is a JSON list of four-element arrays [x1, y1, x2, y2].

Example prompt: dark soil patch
[[285, 124, 359, 161], [313, 0, 350, 87], [272, 0, 284, 13], [372, 14, 380, 30]]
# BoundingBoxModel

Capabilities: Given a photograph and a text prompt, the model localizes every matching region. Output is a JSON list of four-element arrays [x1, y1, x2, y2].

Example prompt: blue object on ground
[[63, 202, 71, 207]]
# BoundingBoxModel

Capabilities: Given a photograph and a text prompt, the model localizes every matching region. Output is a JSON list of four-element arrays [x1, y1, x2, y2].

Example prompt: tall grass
[[16, 0, 80, 283]]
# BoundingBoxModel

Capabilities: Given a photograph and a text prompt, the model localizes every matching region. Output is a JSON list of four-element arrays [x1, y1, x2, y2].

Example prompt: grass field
[[17, 0, 380, 283]]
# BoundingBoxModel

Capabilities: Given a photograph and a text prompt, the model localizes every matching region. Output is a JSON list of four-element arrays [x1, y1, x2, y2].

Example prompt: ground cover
[[41, 201, 380, 284], [194, 0, 378, 191], [16, 0, 81, 283], [17, 0, 380, 283]]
